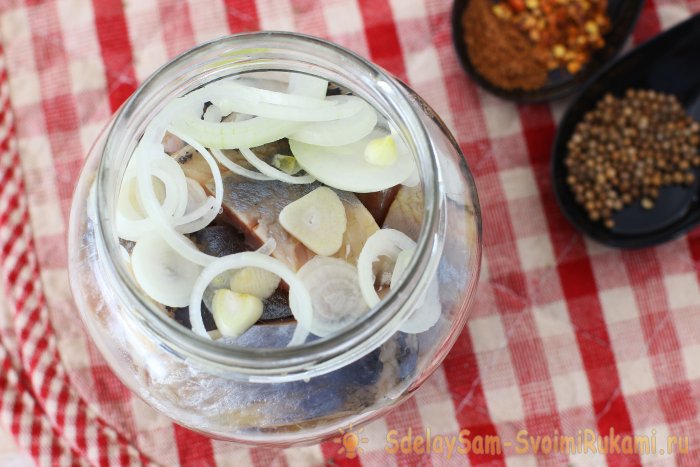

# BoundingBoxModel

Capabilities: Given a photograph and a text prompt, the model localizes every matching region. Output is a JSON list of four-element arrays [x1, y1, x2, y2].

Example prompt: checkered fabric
[[1, 0, 700, 465]]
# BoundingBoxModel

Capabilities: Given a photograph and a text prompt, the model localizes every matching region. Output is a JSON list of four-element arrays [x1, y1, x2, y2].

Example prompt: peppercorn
[[565, 89, 700, 230]]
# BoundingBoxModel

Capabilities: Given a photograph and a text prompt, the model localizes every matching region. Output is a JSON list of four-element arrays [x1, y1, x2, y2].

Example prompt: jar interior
[[69, 34, 481, 441], [94, 34, 444, 380]]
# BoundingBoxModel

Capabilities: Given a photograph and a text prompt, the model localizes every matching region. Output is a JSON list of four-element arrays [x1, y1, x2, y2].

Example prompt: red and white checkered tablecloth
[[1, 0, 700, 465]]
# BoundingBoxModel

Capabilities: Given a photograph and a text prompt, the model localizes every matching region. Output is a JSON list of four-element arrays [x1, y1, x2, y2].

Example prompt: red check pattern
[[0, 0, 699, 466]]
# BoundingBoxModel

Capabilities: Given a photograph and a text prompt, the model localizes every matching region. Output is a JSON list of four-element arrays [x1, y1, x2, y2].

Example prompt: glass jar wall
[[68, 32, 481, 445]]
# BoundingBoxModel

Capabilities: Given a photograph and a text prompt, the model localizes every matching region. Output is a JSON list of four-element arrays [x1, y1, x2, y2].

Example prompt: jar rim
[[94, 31, 442, 381]]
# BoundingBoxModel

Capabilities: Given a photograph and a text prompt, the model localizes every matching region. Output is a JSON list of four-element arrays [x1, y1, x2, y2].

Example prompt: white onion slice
[[210, 148, 273, 181], [239, 147, 316, 184], [357, 228, 416, 308], [398, 280, 441, 334], [289, 134, 417, 192], [116, 213, 150, 242], [168, 75, 331, 149], [206, 87, 365, 122], [296, 257, 368, 337], [125, 99, 219, 265], [171, 178, 216, 230], [287, 324, 310, 347], [188, 252, 313, 340], [185, 177, 208, 213], [233, 113, 254, 122], [168, 127, 223, 234], [213, 80, 333, 109], [390, 248, 441, 334], [202, 104, 222, 122], [233, 76, 289, 93], [131, 230, 202, 307], [287, 73, 328, 99], [289, 97, 378, 146], [136, 150, 216, 266], [117, 159, 187, 241], [157, 156, 189, 219], [286, 288, 311, 347], [175, 196, 217, 228], [172, 116, 303, 150], [389, 248, 413, 291], [256, 237, 277, 256], [119, 159, 186, 220]]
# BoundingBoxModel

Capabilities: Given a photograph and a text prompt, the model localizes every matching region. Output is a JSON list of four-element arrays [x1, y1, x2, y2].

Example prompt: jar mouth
[[94, 32, 441, 381]]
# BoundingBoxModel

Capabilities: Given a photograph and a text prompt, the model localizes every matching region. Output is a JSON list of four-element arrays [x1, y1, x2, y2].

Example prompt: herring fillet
[[173, 147, 379, 271], [382, 184, 424, 241]]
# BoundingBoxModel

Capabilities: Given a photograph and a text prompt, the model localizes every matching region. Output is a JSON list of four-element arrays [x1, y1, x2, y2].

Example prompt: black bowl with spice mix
[[552, 13, 700, 248], [451, 0, 644, 102]]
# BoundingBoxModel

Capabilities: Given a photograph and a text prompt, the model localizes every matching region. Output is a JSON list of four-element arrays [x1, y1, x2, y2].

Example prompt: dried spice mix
[[494, 0, 610, 75], [462, 0, 611, 90], [462, 0, 548, 91]]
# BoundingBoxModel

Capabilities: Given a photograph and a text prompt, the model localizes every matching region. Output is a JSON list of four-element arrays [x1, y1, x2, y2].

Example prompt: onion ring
[[188, 252, 314, 341]]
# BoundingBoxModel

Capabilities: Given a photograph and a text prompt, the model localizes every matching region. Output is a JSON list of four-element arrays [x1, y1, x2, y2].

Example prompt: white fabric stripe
[[85, 422, 98, 463], [2, 235, 29, 291], [0, 103, 151, 467], [283, 444, 325, 466], [0, 79, 9, 111], [17, 392, 33, 456], [0, 115, 13, 151], [0, 13, 158, 465], [62, 398, 78, 442], [57, 0, 108, 121], [123, 0, 168, 82], [256, 0, 295, 31], [0, 177, 19, 221], [39, 427, 52, 466], [186, 0, 230, 44]]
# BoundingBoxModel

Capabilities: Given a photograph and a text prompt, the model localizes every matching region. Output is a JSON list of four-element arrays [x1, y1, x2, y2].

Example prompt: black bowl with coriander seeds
[[552, 13, 700, 248], [451, 0, 644, 103]]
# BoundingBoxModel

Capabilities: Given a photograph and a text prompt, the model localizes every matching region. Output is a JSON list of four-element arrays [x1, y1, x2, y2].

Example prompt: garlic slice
[[230, 267, 281, 299], [211, 289, 263, 338], [364, 135, 398, 166], [278, 187, 347, 256]]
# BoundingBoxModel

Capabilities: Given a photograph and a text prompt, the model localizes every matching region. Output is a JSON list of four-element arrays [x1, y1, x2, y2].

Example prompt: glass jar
[[68, 32, 482, 445]]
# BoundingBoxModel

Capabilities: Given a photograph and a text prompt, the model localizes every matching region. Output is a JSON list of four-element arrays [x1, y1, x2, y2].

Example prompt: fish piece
[[171, 139, 291, 185], [163, 132, 186, 154], [335, 192, 379, 263], [199, 172, 378, 271], [355, 186, 400, 225], [170, 304, 217, 331], [382, 184, 423, 241], [190, 224, 248, 257], [211, 173, 318, 269], [259, 288, 294, 322], [169, 290, 295, 327]]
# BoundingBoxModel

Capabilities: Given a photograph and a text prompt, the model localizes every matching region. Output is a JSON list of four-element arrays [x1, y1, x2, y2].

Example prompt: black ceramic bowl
[[451, 0, 645, 102], [552, 13, 700, 249]]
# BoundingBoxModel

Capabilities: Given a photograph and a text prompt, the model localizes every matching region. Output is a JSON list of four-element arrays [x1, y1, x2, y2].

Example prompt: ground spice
[[462, 0, 548, 91], [493, 0, 610, 75]]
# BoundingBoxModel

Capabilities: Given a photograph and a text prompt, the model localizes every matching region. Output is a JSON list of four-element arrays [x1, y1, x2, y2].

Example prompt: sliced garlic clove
[[211, 289, 264, 338], [271, 154, 302, 175], [364, 135, 398, 167], [229, 267, 281, 299], [278, 186, 347, 256]]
